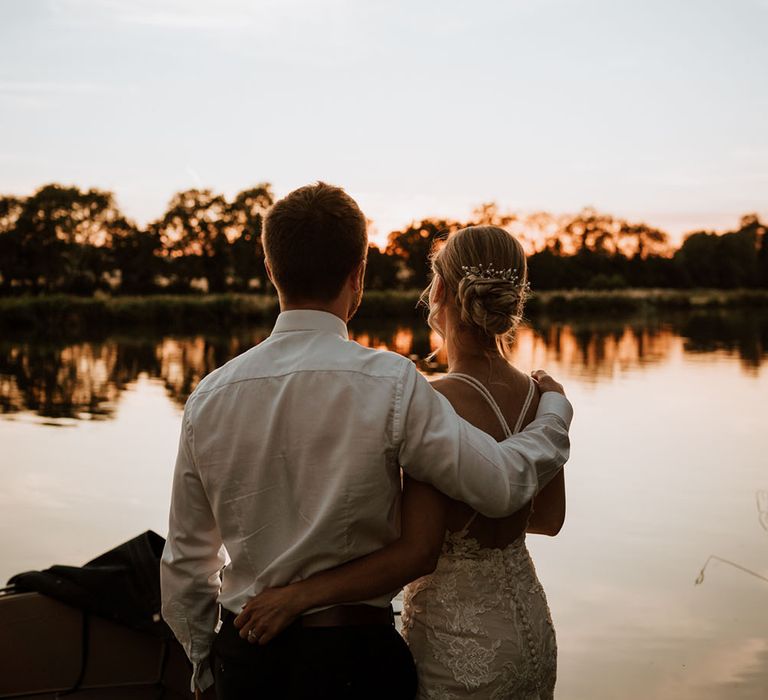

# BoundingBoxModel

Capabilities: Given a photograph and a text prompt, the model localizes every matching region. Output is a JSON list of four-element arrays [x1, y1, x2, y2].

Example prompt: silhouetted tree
[[365, 244, 400, 289], [6, 185, 130, 293], [529, 212, 675, 289], [112, 228, 161, 294], [469, 202, 517, 228], [153, 189, 230, 292], [559, 208, 621, 255], [674, 231, 719, 287], [0, 196, 25, 292], [735, 214, 768, 288], [527, 249, 571, 290], [386, 219, 459, 289], [674, 218, 762, 288], [718, 227, 759, 288], [618, 221, 669, 259], [228, 185, 274, 291]]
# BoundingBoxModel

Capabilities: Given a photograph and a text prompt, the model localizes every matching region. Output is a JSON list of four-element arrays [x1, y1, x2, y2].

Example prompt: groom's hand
[[234, 585, 302, 645], [531, 370, 565, 397]]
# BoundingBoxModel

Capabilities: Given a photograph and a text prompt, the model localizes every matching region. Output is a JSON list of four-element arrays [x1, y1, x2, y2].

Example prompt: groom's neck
[[279, 295, 350, 324]]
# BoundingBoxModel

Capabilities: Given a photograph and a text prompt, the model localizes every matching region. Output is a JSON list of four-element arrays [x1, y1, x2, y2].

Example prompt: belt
[[300, 604, 394, 627], [223, 604, 394, 629]]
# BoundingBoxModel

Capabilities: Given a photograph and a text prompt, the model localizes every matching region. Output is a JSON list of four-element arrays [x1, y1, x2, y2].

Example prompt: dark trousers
[[212, 612, 417, 700]]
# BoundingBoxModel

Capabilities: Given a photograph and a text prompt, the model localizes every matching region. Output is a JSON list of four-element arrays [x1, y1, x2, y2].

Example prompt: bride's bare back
[[431, 362, 563, 548]]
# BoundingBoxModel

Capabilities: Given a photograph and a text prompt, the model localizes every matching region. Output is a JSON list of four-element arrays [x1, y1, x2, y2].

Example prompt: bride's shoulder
[[428, 376, 455, 397], [429, 375, 484, 412], [430, 376, 469, 401], [506, 365, 541, 394]]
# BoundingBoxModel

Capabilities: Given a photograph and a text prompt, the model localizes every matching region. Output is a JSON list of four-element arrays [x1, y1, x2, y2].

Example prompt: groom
[[161, 182, 573, 699]]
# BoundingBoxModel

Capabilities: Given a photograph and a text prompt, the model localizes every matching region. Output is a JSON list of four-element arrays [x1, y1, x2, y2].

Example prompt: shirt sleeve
[[397, 363, 573, 518], [160, 408, 226, 692]]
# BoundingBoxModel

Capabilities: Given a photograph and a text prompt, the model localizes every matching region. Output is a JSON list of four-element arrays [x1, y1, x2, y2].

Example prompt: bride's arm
[[234, 476, 446, 644], [526, 469, 565, 535]]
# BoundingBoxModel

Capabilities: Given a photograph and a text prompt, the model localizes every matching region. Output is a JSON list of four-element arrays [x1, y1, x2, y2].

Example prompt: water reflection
[[0, 342, 123, 419], [680, 312, 768, 368], [1, 310, 766, 420]]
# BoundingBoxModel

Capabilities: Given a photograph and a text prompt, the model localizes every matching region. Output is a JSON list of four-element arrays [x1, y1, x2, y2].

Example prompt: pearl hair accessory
[[461, 263, 528, 289]]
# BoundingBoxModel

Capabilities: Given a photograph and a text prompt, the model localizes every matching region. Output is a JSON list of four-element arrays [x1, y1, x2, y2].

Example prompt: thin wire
[[756, 489, 768, 531], [695, 555, 768, 586]]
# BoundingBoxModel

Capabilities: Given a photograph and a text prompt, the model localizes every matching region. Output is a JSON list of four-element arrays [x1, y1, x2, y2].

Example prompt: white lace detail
[[402, 530, 557, 699]]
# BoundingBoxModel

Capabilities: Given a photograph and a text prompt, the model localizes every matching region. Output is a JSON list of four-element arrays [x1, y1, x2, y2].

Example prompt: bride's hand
[[234, 585, 303, 645], [531, 369, 566, 397]]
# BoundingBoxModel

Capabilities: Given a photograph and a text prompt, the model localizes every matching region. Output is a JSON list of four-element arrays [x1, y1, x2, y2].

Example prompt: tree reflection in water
[[1, 310, 766, 420]]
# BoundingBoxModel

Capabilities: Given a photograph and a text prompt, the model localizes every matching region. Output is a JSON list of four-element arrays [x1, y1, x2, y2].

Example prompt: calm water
[[1, 310, 767, 699]]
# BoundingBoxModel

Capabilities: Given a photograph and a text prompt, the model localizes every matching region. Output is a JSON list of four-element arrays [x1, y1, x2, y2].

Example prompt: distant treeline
[[1, 184, 767, 295]]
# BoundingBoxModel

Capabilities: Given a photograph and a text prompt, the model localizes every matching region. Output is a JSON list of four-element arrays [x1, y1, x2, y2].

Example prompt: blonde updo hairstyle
[[424, 225, 529, 358]]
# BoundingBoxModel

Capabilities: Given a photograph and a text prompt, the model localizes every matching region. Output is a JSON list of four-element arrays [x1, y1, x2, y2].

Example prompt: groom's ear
[[351, 259, 366, 292], [264, 257, 275, 285]]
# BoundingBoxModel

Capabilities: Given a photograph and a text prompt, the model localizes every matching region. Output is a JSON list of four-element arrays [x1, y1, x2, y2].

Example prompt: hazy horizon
[[2, 0, 767, 247]]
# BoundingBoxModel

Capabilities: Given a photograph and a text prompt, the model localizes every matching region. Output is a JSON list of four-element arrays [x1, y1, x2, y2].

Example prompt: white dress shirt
[[161, 310, 573, 690]]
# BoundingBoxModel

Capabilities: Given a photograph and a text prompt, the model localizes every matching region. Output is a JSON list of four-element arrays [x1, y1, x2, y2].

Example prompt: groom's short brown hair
[[263, 182, 368, 301]]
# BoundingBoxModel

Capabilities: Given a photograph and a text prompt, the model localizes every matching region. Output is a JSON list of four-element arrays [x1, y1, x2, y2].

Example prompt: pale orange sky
[[1, 0, 766, 249]]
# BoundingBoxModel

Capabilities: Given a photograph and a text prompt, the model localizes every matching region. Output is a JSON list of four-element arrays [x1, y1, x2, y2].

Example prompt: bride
[[235, 225, 566, 699]]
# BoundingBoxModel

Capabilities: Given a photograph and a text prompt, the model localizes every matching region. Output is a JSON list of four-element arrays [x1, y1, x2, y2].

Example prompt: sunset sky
[[1, 0, 766, 246]]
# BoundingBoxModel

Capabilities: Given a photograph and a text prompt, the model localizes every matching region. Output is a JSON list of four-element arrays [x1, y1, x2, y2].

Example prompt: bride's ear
[[430, 274, 446, 304]]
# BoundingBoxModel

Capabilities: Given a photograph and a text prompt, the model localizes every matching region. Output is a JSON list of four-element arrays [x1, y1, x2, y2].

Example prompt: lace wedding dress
[[401, 373, 557, 700]]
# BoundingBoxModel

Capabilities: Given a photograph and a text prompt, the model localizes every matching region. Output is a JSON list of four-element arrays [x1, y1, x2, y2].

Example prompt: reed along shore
[[1, 289, 767, 333]]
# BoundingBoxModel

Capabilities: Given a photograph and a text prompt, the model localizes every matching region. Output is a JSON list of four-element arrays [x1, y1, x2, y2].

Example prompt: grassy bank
[[0, 289, 766, 332], [525, 288, 768, 316], [0, 290, 426, 332]]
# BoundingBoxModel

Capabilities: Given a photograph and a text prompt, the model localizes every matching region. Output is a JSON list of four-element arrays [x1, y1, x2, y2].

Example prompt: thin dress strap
[[446, 372, 513, 439], [512, 377, 537, 434], [458, 510, 480, 534], [444, 372, 533, 535]]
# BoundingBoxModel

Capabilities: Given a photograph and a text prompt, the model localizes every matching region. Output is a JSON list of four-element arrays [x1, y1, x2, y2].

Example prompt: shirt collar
[[271, 309, 349, 340]]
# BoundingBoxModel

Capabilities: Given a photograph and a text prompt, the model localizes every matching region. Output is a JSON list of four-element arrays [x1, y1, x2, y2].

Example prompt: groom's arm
[[160, 409, 226, 693], [397, 363, 573, 518]]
